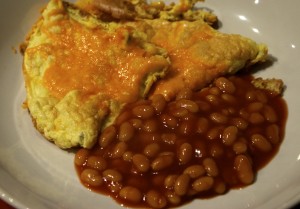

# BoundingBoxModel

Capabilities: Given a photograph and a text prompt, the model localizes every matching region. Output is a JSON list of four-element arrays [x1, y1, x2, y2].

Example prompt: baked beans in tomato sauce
[[75, 75, 287, 208]]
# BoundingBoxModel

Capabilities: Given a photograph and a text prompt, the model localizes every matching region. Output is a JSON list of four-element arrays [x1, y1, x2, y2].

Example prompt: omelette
[[76, 0, 218, 23], [22, 0, 268, 149], [79, 0, 267, 100], [146, 19, 267, 100], [23, 0, 170, 148]]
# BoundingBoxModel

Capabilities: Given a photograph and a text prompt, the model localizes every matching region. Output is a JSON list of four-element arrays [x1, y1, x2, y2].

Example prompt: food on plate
[[20, 0, 289, 208], [75, 75, 287, 208], [144, 19, 267, 100], [22, 0, 268, 149], [251, 77, 284, 95], [22, 0, 170, 148], [78, 0, 268, 100], [76, 0, 218, 23]]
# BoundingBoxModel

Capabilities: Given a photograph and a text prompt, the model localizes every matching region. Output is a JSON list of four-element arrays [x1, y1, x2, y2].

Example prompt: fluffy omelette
[[22, 0, 268, 149]]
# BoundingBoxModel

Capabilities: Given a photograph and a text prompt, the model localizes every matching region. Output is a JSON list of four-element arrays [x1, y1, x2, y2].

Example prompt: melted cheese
[[144, 19, 267, 100], [50, 23, 162, 102], [22, 0, 169, 148], [26, 7, 169, 103]]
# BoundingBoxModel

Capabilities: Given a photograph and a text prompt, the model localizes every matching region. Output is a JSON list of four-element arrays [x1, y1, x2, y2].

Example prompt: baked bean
[[256, 91, 268, 103], [263, 105, 278, 123], [196, 100, 211, 112], [119, 186, 142, 203], [74, 148, 89, 166], [266, 124, 280, 144], [143, 119, 158, 133], [160, 114, 178, 129], [146, 190, 167, 209], [230, 117, 248, 130], [144, 143, 160, 158], [245, 90, 256, 101], [161, 133, 177, 145], [182, 112, 197, 122], [239, 108, 250, 120], [175, 99, 199, 113], [234, 155, 254, 184], [214, 181, 226, 194], [179, 120, 194, 135], [119, 122, 135, 142], [80, 169, 103, 187], [249, 112, 265, 124], [222, 126, 238, 145], [116, 111, 131, 125], [176, 88, 193, 100], [166, 191, 181, 205], [247, 102, 264, 112], [183, 165, 205, 179], [132, 154, 150, 173], [108, 181, 122, 193], [196, 117, 209, 134], [87, 156, 107, 171], [221, 93, 236, 104], [151, 152, 174, 171], [103, 169, 122, 182], [140, 132, 161, 143], [203, 158, 219, 177], [99, 125, 117, 147], [251, 134, 272, 152], [206, 94, 220, 106], [192, 176, 214, 192], [209, 87, 221, 95], [174, 174, 191, 196], [131, 99, 149, 106], [151, 94, 167, 113], [210, 112, 228, 124], [178, 143, 193, 164], [171, 107, 189, 118], [111, 142, 128, 159], [122, 151, 133, 162], [132, 105, 155, 119], [215, 77, 236, 94], [233, 140, 247, 154], [164, 174, 178, 189], [130, 118, 143, 129]]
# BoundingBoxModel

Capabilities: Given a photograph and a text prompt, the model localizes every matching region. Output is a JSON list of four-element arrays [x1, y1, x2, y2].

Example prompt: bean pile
[[75, 75, 287, 208]]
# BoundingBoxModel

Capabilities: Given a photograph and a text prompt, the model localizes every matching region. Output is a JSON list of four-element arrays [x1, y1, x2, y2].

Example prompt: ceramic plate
[[1, 0, 300, 208]]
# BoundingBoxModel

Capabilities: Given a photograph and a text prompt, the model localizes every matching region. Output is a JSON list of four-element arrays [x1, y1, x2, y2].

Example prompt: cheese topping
[[146, 19, 267, 100], [27, 8, 169, 103]]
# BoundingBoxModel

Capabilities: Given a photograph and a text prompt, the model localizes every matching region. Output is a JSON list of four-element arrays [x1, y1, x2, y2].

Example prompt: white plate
[[1, 0, 300, 208]]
